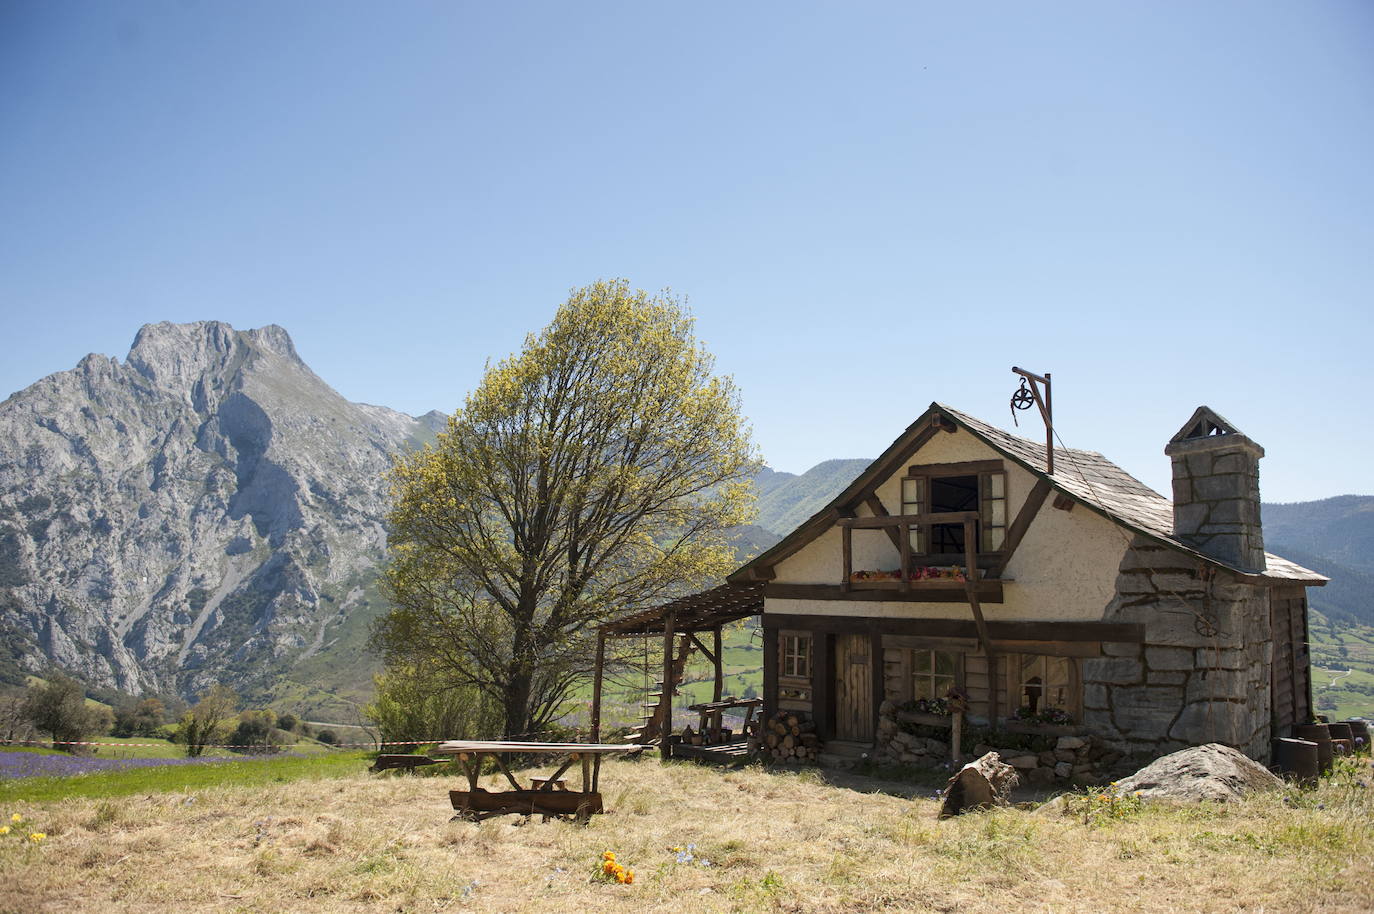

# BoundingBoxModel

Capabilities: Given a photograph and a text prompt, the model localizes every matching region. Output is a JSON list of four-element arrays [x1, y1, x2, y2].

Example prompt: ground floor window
[[911, 649, 958, 701], [1011, 654, 1079, 723], [781, 633, 812, 679]]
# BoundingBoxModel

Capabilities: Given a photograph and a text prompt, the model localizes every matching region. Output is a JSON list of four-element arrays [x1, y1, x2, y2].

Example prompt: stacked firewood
[[759, 711, 821, 763]]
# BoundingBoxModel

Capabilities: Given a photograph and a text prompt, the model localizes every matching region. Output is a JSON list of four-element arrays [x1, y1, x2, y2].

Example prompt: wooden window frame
[[1005, 653, 1082, 720], [900, 460, 1007, 560], [780, 631, 812, 681], [910, 647, 962, 702]]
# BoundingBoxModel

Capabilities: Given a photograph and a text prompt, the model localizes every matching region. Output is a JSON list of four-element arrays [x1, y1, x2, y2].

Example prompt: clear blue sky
[[2, 2, 1370, 502]]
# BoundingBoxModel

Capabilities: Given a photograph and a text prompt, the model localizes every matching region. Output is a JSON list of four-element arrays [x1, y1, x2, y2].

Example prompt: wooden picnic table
[[433, 740, 647, 822], [687, 696, 763, 744]]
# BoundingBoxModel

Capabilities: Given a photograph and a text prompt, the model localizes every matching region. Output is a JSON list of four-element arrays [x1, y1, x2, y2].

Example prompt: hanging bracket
[[1010, 367, 1054, 475]]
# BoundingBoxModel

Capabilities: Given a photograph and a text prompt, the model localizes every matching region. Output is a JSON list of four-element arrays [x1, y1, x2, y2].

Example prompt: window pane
[[912, 650, 931, 673], [913, 677, 935, 701], [934, 651, 956, 676]]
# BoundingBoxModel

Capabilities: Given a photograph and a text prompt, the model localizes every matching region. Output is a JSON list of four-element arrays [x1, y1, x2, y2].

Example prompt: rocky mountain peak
[[0, 322, 441, 712]]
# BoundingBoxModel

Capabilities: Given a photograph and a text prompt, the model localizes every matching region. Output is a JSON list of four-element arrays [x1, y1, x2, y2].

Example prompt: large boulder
[[1115, 743, 1282, 802]]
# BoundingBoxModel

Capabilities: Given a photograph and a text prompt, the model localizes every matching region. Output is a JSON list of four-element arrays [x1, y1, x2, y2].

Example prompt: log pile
[[759, 711, 821, 763]]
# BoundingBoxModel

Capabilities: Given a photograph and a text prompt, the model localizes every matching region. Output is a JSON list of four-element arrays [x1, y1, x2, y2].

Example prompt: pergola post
[[661, 611, 676, 760], [590, 629, 606, 743], [713, 625, 723, 703]]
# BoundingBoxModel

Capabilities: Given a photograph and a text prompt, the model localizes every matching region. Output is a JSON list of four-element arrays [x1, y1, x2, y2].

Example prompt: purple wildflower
[[0, 750, 303, 780]]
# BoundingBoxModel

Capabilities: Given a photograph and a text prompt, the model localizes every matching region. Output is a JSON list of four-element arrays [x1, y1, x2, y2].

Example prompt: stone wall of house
[[873, 700, 1125, 785], [1082, 535, 1273, 760]]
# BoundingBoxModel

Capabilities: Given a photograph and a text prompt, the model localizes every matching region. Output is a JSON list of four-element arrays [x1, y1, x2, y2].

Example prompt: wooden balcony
[[839, 511, 988, 593]]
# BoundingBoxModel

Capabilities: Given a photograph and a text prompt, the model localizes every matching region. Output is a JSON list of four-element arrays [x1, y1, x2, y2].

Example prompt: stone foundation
[[872, 700, 1124, 785]]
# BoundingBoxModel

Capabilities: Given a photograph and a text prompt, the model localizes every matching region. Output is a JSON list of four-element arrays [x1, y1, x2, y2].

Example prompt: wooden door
[[834, 633, 874, 742]]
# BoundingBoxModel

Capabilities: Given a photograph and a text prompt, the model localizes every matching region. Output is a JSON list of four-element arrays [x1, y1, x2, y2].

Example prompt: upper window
[[900, 461, 1007, 554]]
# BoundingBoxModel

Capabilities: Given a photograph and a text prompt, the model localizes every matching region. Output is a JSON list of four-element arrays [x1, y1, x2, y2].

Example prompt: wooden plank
[[661, 611, 676, 760], [449, 789, 603, 820], [762, 624, 780, 721], [762, 613, 1145, 643], [765, 583, 1004, 603], [842, 525, 852, 592], [841, 511, 980, 529], [713, 627, 723, 704], [905, 459, 1005, 476], [962, 517, 994, 659], [986, 477, 1053, 579], [989, 639, 1104, 658], [870, 630, 885, 730], [834, 633, 874, 742]]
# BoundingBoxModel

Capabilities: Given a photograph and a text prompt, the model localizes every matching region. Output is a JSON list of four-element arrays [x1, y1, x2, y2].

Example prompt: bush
[[22, 672, 110, 748], [227, 710, 279, 753], [276, 712, 298, 733], [315, 729, 338, 746]]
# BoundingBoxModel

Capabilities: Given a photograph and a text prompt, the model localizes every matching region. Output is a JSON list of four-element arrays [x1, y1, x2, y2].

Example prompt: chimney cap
[[1165, 406, 1264, 458]]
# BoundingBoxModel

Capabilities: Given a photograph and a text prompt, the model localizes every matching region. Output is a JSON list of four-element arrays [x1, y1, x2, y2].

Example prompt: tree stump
[[939, 752, 1018, 818]]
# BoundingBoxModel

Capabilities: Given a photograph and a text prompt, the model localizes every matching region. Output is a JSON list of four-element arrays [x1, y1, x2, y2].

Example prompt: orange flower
[[624, 871, 635, 884]]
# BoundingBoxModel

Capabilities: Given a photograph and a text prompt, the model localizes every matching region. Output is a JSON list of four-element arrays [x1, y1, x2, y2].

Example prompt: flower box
[[1000, 720, 1083, 737], [895, 710, 953, 728]]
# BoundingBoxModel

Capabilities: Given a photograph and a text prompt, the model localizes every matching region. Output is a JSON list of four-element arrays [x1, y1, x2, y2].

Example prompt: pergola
[[590, 582, 764, 745]]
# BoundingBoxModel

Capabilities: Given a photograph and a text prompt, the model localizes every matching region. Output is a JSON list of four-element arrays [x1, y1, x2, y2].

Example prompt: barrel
[[1294, 723, 1333, 775], [1326, 722, 1354, 757], [1271, 737, 1319, 785], [1342, 719, 1370, 753]]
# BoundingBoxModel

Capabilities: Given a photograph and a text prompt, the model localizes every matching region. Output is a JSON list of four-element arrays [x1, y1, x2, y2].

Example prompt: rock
[[1037, 751, 1058, 767], [0, 321, 439, 706], [1114, 743, 1283, 802], [1056, 736, 1087, 751], [1004, 754, 1038, 770], [1028, 767, 1055, 786], [924, 739, 950, 756], [1054, 749, 1076, 763], [939, 753, 1019, 818], [1054, 762, 1073, 779], [878, 700, 897, 717]]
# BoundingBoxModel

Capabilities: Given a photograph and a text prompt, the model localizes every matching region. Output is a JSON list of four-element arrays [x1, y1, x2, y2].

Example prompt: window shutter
[[979, 470, 1007, 551]]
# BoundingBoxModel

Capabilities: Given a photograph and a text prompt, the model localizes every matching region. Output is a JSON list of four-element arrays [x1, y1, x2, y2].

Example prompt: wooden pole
[[713, 626, 723, 704], [842, 524, 853, 591], [661, 612, 676, 760], [590, 630, 606, 743], [964, 517, 998, 730], [951, 709, 964, 767]]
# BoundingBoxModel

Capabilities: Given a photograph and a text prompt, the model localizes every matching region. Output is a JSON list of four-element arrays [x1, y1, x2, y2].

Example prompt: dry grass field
[[1, 754, 1371, 914]]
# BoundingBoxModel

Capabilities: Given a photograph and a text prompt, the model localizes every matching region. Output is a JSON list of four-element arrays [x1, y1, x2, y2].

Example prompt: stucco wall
[[767, 427, 1129, 622]]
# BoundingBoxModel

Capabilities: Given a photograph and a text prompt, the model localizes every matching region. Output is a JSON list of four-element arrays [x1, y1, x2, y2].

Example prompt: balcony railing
[[838, 511, 984, 592]]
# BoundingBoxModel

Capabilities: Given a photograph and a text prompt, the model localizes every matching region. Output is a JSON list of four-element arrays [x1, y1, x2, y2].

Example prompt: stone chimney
[[1164, 407, 1266, 572]]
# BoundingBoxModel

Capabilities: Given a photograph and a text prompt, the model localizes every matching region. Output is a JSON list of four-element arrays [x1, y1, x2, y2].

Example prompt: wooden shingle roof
[[726, 403, 1327, 586]]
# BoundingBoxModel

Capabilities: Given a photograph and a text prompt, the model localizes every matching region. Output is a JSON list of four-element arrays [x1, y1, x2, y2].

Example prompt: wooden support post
[[900, 521, 911, 591], [591, 630, 606, 744], [963, 517, 997, 729], [951, 709, 964, 766], [661, 612, 676, 760], [842, 524, 853, 591], [713, 626, 723, 704]]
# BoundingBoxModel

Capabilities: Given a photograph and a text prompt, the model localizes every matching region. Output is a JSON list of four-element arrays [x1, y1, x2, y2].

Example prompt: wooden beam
[[687, 631, 717, 665], [962, 517, 995, 660], [864, 494, 904, 553], [661, 611, 675, 760], [986, 477, 1052, 579], [840, 511, 980, 529], [762, 613, 1146, 643], [765, 582, 1004, 603], [713, 627, 723, 704], [842, 524, 852, 592]]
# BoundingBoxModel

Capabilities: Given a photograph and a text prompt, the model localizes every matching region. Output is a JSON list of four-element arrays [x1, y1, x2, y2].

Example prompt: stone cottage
[[597, 402, 1328, 774]]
